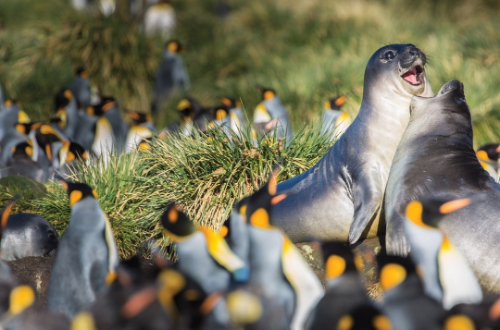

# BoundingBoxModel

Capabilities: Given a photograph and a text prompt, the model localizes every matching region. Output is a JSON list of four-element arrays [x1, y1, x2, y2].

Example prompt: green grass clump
[[2, 128, 333, 258]]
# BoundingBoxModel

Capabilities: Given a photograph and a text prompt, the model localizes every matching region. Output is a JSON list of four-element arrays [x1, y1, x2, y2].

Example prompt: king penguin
[[125, 111, 155, 153], [377, 253, 445, 330], [220, 97, 246, 137], [476, 143, 500, 182], [253, 85, 293, 144], [69, 67, 91, 109], [320, 95, 351, 141], [2, 141, 43, 182], [54, 88, 79, 140], [404, 196, 483, 309], [152, 40, 190, 113], [160, 203, 248, 329], [245, 167, 324, 330], [160, 202, 249, 294], [47, 180, 119, 319], [308, 242, 372, 329]]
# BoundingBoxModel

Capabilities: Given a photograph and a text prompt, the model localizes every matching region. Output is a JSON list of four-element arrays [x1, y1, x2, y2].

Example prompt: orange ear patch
[[215, 109, 226, 121], [325, 255, 346, 279], [69, 190, 83, 207], [219, 225, 229, 238], [380, 263, 406, 291], [250, 208, 270, 228]]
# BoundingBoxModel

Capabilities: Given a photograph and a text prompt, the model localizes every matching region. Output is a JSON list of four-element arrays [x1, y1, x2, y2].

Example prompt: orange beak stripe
[[439, 198, 471, 214]]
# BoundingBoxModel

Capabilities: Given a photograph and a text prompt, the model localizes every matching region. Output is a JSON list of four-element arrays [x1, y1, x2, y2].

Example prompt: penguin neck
[[69, 198, 106, 230]]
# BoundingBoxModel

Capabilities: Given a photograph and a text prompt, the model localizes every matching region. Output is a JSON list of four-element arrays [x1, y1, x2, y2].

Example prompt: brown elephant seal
[[384, 80, 500, 293], [273, 43, 433, 244]]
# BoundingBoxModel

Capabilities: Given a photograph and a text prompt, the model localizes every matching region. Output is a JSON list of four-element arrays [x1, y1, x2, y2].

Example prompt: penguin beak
[[439, 198, 471, 214], [334, 96, 347, 107], [439, 195, 487, 214], [1, 195, 18, 231], [59, 140, 71, 167]]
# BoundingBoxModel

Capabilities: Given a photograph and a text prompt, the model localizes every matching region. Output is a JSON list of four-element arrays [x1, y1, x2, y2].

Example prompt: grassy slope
[[2, 0, 500, 256]]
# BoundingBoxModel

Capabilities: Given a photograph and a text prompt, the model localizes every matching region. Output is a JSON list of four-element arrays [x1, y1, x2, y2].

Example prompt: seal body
[[273, 44, 433, 244], [0, 213, 59, 261], [384, 80, 500, 293]]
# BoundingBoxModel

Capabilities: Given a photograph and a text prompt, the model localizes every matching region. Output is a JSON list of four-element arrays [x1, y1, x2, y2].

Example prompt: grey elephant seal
[[1, 213, 59, 261], [383, 80, 500, 293], [273, 44, 433, 243]]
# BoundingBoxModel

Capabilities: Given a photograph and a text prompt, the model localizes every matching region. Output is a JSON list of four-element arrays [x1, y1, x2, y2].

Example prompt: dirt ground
[[5, 239, 382, 306]]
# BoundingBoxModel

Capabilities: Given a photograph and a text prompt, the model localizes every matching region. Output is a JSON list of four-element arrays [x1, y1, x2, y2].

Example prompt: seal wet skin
[[384, 80, 500, 293], [273, 44, 433, 244]]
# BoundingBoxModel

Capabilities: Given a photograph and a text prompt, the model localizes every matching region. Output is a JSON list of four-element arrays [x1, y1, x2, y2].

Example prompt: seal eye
[[384, 51, 396, 61], [47, 231, 57, 241]]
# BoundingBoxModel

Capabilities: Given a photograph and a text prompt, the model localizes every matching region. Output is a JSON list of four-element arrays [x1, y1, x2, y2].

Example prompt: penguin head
[[160, 203, 198, 242], [256, 85, 276, 101], [246, 166, 286, 229], [137, 138, 152, 152], [325, 95, 347, 110], [11, 141, 34, 158], [377, 254, 417, 292], [442, 313, 477, 330], [220, 196, 250, 239], [166, 40, 186, 54], [128, 111, 153, 125], [76, 66, 89, 79], [477, 143, 500, 162], [405, 196, 479, 229], [14, 122, 34, 136], [177, 97, 203, 121], [35, 124, 64, 161], [337, 305, 391, 330], [321, 242, 362, 280], [54, 88, 74, 111], [337, 305, 392, 330], [59, 180, 98, 207], [59, 141, 88, 167], [210, 105, 229, 121], [220, 97, 241, 109]]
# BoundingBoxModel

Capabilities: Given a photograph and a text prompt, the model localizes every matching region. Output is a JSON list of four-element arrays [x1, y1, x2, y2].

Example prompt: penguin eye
[[384, 51, 396, 61]]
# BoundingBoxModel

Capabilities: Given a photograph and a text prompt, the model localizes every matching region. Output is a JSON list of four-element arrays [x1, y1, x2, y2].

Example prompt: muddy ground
[[6, 239, 382, 306]]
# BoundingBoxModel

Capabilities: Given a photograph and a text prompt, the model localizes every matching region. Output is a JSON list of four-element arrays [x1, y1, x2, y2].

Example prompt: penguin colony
[[1, 5, 500, 330]]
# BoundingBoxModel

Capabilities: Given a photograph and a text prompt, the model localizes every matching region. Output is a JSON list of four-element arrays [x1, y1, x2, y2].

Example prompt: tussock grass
[[3, 0, 500, 256], [1, 128, 334, 258]]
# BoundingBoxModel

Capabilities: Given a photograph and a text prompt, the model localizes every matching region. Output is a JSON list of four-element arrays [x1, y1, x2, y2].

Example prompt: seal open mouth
[[401, 63, 424, 86]]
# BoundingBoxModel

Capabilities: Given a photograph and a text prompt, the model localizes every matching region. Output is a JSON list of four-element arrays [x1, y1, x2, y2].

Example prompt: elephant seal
[[383, 80, 500, 293], [273, 44, 433, 243], [1, 213, 59, 261]]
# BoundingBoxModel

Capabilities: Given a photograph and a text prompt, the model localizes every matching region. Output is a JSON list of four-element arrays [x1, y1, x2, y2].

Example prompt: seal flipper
[[348, 175, 383, 244]]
